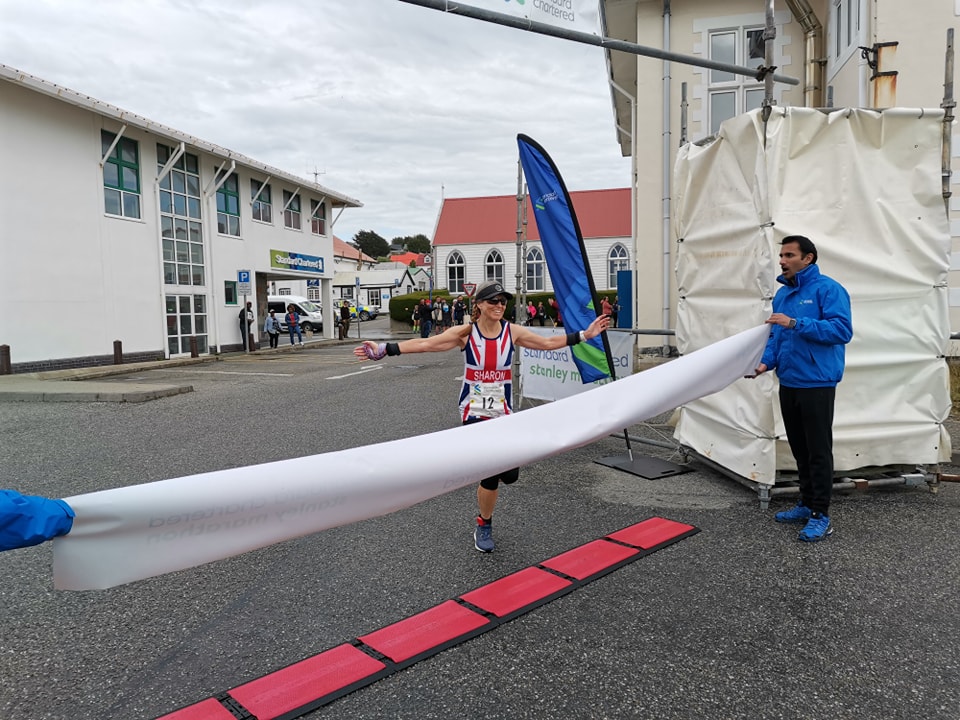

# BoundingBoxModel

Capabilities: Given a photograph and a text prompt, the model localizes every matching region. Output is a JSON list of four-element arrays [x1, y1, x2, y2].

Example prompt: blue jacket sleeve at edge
[[0, 490, 75, 552]]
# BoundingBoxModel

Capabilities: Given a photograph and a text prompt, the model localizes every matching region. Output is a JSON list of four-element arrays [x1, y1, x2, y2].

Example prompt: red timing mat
[[156, 516, 698, 720]]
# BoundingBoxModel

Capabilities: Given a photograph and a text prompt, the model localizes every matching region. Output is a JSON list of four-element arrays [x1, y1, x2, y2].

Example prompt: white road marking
[[178, 370, 295, 377], [326, 366, 383, 380]]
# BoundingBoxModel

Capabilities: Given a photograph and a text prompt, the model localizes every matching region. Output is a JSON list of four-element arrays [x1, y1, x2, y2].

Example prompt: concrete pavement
[[0, 327, 398, 403]]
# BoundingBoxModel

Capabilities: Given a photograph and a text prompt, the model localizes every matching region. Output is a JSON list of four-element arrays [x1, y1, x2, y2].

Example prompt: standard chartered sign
[[270, 250, 324, 274]]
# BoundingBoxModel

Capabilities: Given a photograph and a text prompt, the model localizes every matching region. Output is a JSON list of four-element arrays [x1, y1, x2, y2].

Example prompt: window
[[526, 246, 545, 292], [224, 281, 237, 305], [101, 130, 141, 218], [832, 0, 860, 61], [283, 190, 301, 230], [608, 244, 629, 288], [158, 144, 204, 287], [311, 199, 326, 236], [216, 172, 240, 236], [447, 251, 465, 293], [485, 249, 504, 285], [278, 288, 291, 296], [165, 294, 208, 356], [251, 179, 272, 223], [307, 287, 320, 302], [707, 27, 765, 134]]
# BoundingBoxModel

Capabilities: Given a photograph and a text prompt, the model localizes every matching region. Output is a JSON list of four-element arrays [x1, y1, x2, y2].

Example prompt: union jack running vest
[[459, 320, 514, 421]]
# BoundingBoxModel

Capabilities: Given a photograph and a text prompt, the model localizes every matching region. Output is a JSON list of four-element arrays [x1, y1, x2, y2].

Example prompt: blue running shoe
[[775, 502, 812, 524], [798, 512, 833, 542], [474, 517, 494, 553]]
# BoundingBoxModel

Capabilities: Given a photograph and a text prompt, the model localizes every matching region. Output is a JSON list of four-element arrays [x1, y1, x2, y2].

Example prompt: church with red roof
[[431, 188, 630, 295]]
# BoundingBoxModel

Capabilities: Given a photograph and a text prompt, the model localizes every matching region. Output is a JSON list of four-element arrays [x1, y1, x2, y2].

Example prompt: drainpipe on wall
[[860, 0, 872, 108], [610, 80, 636, 337], [661, 0, 671, 353], [942, 28, 955, 217], [783, 0, 825, 107]]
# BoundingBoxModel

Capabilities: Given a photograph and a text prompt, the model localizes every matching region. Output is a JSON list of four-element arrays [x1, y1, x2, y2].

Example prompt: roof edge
[[0, 63, 363, 208]]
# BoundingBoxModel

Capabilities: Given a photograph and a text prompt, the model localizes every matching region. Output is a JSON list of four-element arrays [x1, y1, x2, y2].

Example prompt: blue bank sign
[[270, 249, 324, 274]]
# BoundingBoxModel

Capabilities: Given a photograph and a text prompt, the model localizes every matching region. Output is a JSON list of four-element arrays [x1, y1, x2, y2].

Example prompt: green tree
[[353, 230, 390, 260], [390, 233, 431, 255], [405, 234, 431, 254]]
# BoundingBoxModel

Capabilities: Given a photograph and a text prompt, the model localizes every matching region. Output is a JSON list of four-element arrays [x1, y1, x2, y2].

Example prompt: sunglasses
[[484, 297, 508, 305]]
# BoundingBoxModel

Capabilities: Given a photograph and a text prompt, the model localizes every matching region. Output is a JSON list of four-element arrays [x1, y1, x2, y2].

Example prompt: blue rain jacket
[[0, 489, 75, 551], [760, 264, 853, 388]]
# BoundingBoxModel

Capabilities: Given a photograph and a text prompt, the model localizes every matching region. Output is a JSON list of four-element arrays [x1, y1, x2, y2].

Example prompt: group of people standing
[[520, 296, 620, 328], [411, 294, 620, 336], [262, 305, 305, 348], [240, 302, 308, 350], [414, 297, 466, 338]]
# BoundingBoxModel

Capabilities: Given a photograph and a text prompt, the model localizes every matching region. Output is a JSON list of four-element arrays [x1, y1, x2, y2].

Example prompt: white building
[[0, 65, 361, 371], [333, 263, 418, 309], [602, 0, 959, 344], [273, 236, 378, 305]]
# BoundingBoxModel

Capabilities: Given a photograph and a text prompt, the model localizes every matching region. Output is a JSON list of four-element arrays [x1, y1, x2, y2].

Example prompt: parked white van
[[267, 295, 323, 333]]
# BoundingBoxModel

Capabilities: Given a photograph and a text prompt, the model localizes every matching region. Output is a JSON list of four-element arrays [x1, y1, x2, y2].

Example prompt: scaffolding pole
[[397, 0, 799, 87]]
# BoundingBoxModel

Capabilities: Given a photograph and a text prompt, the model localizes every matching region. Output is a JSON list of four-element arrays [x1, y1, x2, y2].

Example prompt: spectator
[[239, 301, 254, 350], [442, 300, 453, 329], [549, 297, 563, 327], [264, 310, 282, 349], [601, 296, 613, 320], [537, 301, 546, 327], [417, 299, 432, 338], [286, 304, 303, 346], [340, 300, 352, 339]]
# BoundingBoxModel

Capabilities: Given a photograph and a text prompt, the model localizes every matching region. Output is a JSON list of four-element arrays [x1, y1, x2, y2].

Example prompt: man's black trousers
[[778, 385, 836, 515]]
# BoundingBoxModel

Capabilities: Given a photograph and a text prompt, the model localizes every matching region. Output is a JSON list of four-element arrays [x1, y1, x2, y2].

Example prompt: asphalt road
[[1, 343, 959, 720]]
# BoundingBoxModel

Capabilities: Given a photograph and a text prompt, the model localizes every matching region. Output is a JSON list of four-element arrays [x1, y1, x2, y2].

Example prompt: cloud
[[1, 0, 630, 240]]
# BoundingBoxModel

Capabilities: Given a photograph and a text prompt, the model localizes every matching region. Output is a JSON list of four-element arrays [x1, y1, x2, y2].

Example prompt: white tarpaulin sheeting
[[673, 107, 952, 485], [53, 325, 767, 590]]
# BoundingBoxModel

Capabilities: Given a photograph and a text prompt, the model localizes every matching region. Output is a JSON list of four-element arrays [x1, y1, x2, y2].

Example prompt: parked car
[[337, 300, 379, 321]]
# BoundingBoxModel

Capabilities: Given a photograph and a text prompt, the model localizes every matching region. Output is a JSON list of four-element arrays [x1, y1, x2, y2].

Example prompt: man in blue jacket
[[752, 235, 853, 542]]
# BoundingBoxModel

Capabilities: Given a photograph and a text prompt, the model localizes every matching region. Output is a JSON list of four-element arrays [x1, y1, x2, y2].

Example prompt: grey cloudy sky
[[1, 0, 630, 243]]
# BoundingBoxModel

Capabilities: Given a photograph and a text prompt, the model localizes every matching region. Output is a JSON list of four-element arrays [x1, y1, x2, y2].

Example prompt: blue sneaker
[[474, 517, 494, 553], [775, 502, 812, 524], [798, 512, 833, 542]]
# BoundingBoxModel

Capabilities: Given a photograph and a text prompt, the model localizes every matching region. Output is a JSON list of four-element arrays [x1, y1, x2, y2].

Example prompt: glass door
[[165, 294, 209, 357]]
